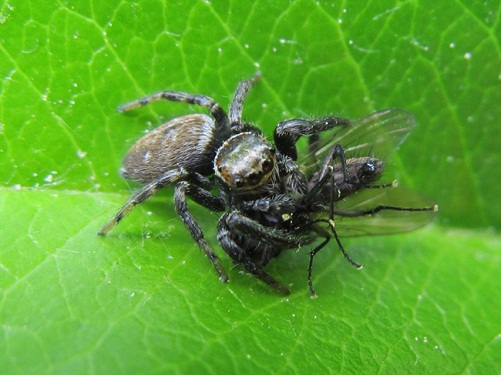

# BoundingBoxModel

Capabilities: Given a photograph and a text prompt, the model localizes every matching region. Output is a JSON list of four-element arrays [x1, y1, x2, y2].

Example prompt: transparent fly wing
[[324, 186, 437, 237], [300, 109, 415, 174]]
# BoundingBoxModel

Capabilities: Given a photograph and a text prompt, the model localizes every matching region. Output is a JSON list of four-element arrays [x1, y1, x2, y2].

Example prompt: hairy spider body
[[99, 73, 437, 296], [121, 114, 230, 182]]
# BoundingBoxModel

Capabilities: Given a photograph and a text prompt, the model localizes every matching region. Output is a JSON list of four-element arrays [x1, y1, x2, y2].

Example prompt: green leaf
[[1, 0, 500, 374]]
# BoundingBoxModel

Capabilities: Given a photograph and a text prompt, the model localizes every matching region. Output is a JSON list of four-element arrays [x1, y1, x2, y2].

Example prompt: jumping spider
[[99, 73, 437, 296]]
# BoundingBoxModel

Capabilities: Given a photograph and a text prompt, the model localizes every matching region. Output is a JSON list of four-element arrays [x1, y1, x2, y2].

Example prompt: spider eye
[[261, 158, 274, 174], [247, 172, 263, 186]]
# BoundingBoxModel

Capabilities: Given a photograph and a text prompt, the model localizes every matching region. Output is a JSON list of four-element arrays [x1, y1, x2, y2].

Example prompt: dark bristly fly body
[[99, 73, 437, 296]]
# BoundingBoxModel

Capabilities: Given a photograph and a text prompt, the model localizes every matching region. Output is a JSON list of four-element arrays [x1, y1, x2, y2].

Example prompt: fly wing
[[326, 186, 438, 237], [297, 109, 436, 237], [299, 109, 415, 175]]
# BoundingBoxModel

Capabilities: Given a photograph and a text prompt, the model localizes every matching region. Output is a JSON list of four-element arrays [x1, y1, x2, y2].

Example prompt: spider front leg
[[218, 211, 316, 294], [217, 212, 291, 295], [274, 116, 351, 160], [223, 211, 311, 248], [99, 168, 191, 235], [239, 194, 297, 226], [174, 180, 228, 282]]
